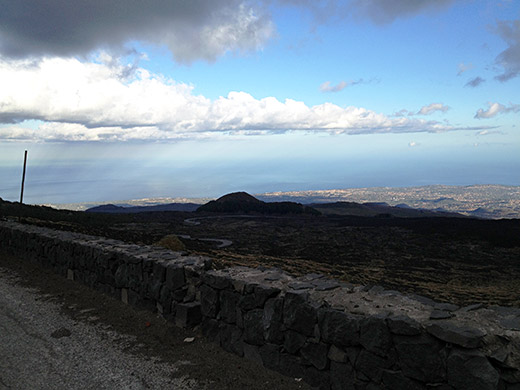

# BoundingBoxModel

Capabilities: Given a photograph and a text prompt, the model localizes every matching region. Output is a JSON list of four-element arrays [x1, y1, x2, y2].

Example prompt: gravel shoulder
[[0, 250, 309, 390]]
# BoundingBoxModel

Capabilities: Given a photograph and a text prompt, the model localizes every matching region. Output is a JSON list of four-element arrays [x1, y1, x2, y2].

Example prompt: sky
[[0, 0, 519, 204]]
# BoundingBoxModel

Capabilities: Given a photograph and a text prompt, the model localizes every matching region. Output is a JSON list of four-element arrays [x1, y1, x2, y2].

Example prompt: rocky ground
[[3, 197, 519, 308]]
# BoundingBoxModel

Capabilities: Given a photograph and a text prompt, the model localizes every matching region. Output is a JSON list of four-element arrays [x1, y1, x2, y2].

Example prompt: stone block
[[381, 370, 426, 390], [330, 361, 355, 390], [328, 345, 348, 363], [300, 340, 329, 370], [243, 309, 265, 346], [263, 297, 284, 344], [220, 290, 240, 324], [319, 308, 360, 347], [200, 285, 219, 318], [387, 315, 422, 336], [243, 342, 262, 364], [175, 302, 202, 328], [254, 285, 280, 307], [259, 343, 281, 371], [284, 330, 307, 354], [201, 318, 220, 343], [165, 264, 185, 290], [219, 323, 243, 356], [284, 291, 317, 337], [202, 271, 232, 290], [360, 315, 392, 357], [447, 348, 500, 390], [394, 333, 446, 383], [427, 321, 486, 349], [356, 349, 393, 382]]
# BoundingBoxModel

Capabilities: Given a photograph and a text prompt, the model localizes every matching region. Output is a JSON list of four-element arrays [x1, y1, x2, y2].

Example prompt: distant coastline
[[42, 184, 520, 219]]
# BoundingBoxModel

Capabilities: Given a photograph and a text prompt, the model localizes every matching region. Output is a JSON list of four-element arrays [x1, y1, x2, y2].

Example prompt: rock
[[259, 343, 281, 371], [263, 297, 284, 344], [355, 349, 392, 382], [394, 333, 446, 383], [202, 271, 231, 290], [284, 330, 307, 354], [328, 345, 348, 363], [319, 308, 360, 347], [200, 285, 219, 318], [460, 303, 484, 312], [219, 323, 243, 356], [175, 302, 201, 328], [426, 321, 486, 348], [434, 302, 460, 312], [313, 279, 341, 291], [430, 310, 453, 320], [219, 290, 240, 324], [381, 370, 425, 390], [330, 361, 355, 390], [254, 285, 280, 307], [387, 315, 422, 336], [360, 315, 392, 357], [284, 291, 317, 337], [243, 309, 264, 346], [164, 264, 185, 290], [50, 327, 71, 339], [242, 342, 262, 364], [301, 340, 329, 370], [201, 318, 220, 343], [447, 348, 499, 390]]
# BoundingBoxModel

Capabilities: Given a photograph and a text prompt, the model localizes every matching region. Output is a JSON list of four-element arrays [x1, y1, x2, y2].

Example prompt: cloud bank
[[474, 102, 520, 119], [0, 0, 273, 63], [0, 57, 462, 142]]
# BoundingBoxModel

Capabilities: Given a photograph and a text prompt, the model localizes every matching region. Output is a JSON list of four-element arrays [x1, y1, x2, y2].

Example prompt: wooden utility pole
[[20, 150, 27, 204]]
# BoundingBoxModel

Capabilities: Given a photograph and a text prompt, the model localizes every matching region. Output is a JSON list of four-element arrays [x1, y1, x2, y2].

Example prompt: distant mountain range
[[85, 192, 468, 218]]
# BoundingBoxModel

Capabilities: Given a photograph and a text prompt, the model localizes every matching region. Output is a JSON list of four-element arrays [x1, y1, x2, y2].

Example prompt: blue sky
[[0, 0, 519, 204]]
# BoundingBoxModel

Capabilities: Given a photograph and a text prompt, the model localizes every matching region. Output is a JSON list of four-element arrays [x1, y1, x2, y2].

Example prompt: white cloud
[[417, 103, 450, 115], [457, 62, 473, 76], [0, 0, 274, 63], [474, 102, 520, 119], [320, 81, 348, 93], [0, 57, 483, 142], [408, 141, 419, 147], [320, 78, 376, 92]]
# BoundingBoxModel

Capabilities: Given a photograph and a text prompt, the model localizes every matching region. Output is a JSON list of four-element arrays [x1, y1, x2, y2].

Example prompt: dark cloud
[[348, 0, 456, 24], [465, 76, 485, 88], [495, 19, 520, 82], [0, 0, 273, 63]]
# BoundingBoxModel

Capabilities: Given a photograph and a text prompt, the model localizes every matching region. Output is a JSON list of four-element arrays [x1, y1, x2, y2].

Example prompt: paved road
[[0, 266, 199, 390]]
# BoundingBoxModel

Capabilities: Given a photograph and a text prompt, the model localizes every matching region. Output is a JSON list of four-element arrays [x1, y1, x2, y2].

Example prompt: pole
[[20, 150, 27, 204]]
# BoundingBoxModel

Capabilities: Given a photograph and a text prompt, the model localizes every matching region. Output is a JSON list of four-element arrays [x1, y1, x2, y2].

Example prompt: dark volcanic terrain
[[2, 194, 519, 307]]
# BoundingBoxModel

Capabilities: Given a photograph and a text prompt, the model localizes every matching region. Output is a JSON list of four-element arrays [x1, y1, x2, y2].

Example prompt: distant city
[[47, 184, 520, 219]]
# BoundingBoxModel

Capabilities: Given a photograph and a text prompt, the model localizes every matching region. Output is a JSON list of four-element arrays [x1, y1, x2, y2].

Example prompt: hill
[[85, 203, 200, 213], [196, 192, 319, 215]]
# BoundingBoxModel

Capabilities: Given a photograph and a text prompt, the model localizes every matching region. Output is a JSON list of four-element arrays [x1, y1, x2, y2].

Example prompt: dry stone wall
[[1, 220, 519, 390]]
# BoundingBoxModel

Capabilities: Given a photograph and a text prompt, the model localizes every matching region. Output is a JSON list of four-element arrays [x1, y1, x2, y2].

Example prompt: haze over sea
[[1, 1, 519, 205]]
